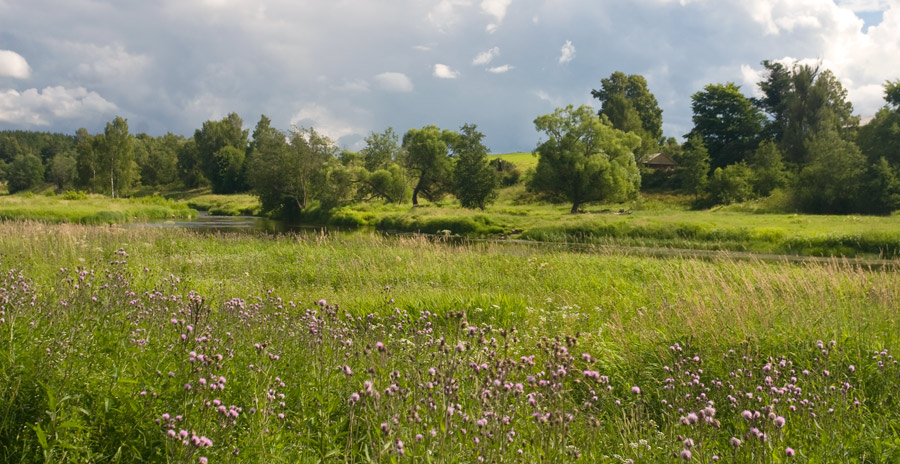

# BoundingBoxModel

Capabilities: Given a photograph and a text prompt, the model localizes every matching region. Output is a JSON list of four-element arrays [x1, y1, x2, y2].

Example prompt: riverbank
[[4, 190, 900, 258], [0, 192, 196, 224]]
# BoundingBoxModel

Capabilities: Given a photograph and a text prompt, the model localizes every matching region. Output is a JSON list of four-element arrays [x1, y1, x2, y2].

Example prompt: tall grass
[[0, 194, 196, 224], [0, 223, 898, 461]]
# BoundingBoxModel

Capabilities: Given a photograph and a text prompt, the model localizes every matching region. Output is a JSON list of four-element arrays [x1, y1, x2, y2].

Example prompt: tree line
[[1, 60, 898, 215]]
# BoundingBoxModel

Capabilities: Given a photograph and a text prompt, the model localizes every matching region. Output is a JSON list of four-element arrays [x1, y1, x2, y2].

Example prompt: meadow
[[0, 192, 196, 224], [1, 222, 898, 462]]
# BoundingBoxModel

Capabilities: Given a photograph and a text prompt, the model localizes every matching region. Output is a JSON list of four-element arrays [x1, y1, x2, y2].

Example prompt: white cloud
[[52, 41, 150, 84], [558, 40, 575, 64], [534, 90, 561, 106], [481, 0, 512, 32], [472, 47, 499, 65], [0, 50, 31, 79], [487, 64, 514, 73], [0, 86, 117, 126], [481, 0, 512, 21], [373, 72, 414, 92], [289, 103, 365, 141], [413, 44, 432, 52], [427, 0, 472, 32], [739, 64, 766, 98], [836, 0, 890, 12], [433, 63, 460, 79], [332, 79, 370, 93]]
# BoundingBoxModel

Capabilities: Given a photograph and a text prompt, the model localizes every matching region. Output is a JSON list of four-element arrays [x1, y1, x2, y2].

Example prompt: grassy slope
[[0, 223, 898, 461]]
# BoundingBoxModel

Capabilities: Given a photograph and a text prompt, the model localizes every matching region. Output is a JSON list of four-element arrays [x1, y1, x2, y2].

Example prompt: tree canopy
[[451, 123, 499, 210], [528, 105, 642, 213], [688, 82, 765, 168], [591, 72, 663, 157], [402, 125, 454, 206]]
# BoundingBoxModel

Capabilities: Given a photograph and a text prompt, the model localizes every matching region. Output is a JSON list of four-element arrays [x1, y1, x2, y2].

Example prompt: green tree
[[6, 153, 44, 193], [361, 128, 404, 172], [591, 72, 663, 156], [74, 128, 100, 191], [134, 133, 181, 187], [49, 151, 77, 191], [749, 140, 789, 196], [688, 83, 765, 168], [247, 127, 345, 215], [97, 116, 137, 197], [177, 139, 206, 188], [354, 164, 409, 204], [860, 157, 900, 215], [194, 113, 249, 193], [858, 80, 900, 165], [756, 61, 856, 164], [403, 125, 455, 206], [794, 130, 866, 214], [675, 135, 710, 196], [451, 123, 499, 210], [528, 105, 642, 213], [705, 163, 754, 206]]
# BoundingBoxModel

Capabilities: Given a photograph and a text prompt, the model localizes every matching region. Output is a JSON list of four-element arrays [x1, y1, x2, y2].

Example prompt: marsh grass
[[0, 223, 899, 461]]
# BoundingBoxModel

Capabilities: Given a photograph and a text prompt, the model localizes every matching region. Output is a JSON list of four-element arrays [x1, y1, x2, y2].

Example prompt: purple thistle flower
[[786, 447, 795, 457]]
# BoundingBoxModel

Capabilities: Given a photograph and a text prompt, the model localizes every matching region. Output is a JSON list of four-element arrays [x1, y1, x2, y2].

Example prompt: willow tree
[[528, 105, 642, 213]]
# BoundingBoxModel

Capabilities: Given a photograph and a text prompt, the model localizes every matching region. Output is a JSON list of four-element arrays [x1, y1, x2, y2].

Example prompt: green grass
[[6, 186, 900, 257], [489, 152, 539, 170], [184, 193, 261, 216], [0, 223, 899, 461], [0, 193, 196, 224]]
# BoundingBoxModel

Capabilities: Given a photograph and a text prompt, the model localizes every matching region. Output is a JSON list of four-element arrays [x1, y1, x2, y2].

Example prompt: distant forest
[[1, 61, 899, 215]]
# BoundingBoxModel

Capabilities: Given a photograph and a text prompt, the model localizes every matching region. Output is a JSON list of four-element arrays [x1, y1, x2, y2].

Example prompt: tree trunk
[[412, 184, 421, 206], [110, 166, 115, 198], [570, 201, 581, 214]]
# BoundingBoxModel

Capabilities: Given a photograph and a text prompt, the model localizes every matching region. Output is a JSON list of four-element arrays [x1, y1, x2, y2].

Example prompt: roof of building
[[643, 152, 677, 166]]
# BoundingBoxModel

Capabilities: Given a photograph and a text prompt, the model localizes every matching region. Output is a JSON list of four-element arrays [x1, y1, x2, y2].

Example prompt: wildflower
[[774, 416, 786, 428], [786, 447, 795, 457], [730, 437, 741, 448], [198, 457, 208, 464], [681, 449, 692, 460], [631, 386, 641, 395], [684, 438, 694, 448], [349, 393, 360, 404], [741, 410, 753, 421]]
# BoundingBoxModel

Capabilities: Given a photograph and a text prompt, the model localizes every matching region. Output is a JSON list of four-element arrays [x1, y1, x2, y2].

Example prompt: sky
[[0, 0, 898, 153]]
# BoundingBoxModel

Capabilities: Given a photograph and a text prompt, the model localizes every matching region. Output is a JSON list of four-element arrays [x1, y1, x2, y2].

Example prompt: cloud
[[472, 47, 499, 65], [0, 86, 117, 126], [481, 0, 512, 21], [373, 72, 414, 92], [289, 103, 365, 142], [534, 90, 561, 106], [0, 50, 31, 79], [427, 0, 472, 32], [558, 40, 575, 64], [433, 63, 460, 79], [487, 64, 514, 73], [481, 0, 512, 31], [51, 41, 150, 85]]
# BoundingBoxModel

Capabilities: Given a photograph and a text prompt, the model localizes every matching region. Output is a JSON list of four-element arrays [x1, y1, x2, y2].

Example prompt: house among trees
[[642, 152, 677, 172]]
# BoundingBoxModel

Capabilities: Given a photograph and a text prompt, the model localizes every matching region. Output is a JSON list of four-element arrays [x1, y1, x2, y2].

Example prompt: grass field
[[0, 193, 196, 224], [0, 222, 898, 462], [6, 187, 900, 257], [488, 152, 539, 170]]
